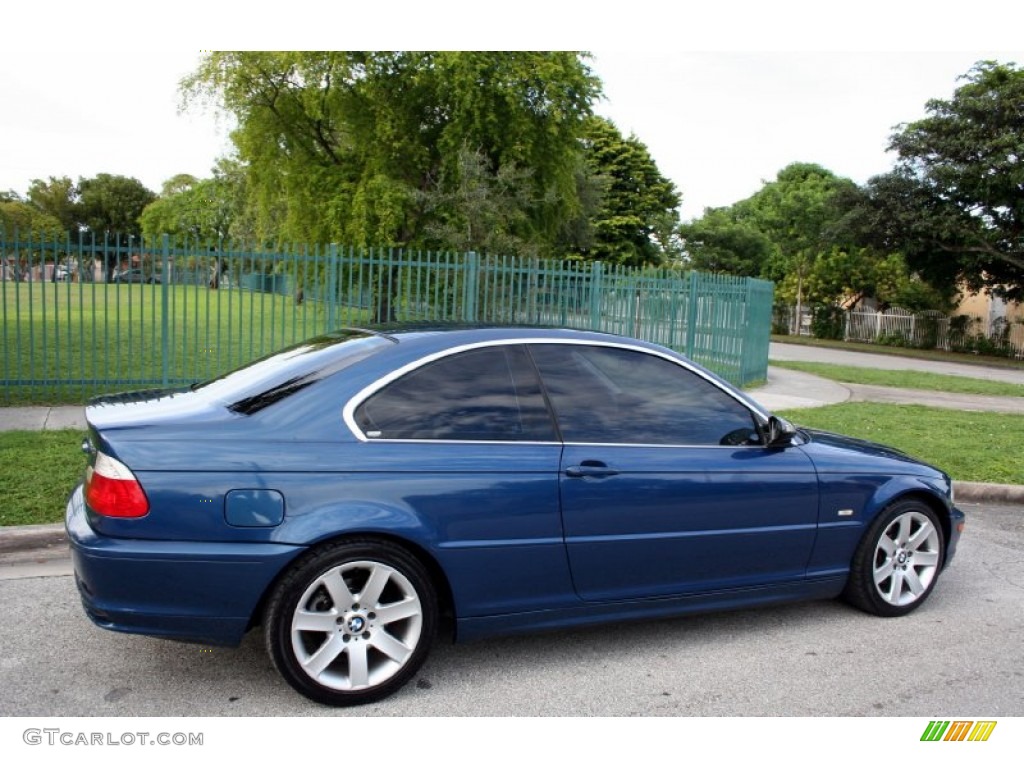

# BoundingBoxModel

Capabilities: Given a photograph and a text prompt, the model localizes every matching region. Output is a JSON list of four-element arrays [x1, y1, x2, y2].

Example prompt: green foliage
[[745, 163, 858, 298], [0, 200, 63, 238], [809, 304, 845, 340], [76, 173, 156, 236], [183, 52, 602, 253], [681, 207, 776, 275], [681, 162, 949, 312], [947, 317, 1020, 358], [575, 117, 681, 266], [418, 144, 538, 257], [861, 61, 1024, 301], [26, 176, 78, 232], [140, 159, 251, 244]]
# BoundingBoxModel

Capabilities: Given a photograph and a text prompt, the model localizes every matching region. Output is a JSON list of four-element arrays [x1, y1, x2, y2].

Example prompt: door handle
[[565, 461, 619, 479]]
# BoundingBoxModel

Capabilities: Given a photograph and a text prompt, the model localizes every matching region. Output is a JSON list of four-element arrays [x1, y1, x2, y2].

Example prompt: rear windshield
[[193, 331, 392, 413]]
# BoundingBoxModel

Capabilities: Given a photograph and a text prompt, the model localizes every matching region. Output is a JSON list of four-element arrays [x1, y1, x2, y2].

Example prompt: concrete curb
[[954, 481, 1024, 504], [0, 523, 68, 555]]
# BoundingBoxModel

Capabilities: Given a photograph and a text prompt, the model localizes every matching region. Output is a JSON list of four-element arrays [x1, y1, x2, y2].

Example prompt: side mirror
[[766, 415, 797, 447]]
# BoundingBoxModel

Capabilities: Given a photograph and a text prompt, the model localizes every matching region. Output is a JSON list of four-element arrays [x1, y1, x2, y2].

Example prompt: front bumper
[[945, 503, 966, 567], [66, 485, 304, 646]]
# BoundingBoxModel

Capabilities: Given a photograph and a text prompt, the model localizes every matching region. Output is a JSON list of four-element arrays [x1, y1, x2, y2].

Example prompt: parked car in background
[[66, 326, 965, 706], [112, 268, 160, 284]]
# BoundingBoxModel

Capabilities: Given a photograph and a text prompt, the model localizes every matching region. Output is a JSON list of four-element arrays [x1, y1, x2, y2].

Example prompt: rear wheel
[[264, 539, 437, 706], [844, 500, 944, 617]]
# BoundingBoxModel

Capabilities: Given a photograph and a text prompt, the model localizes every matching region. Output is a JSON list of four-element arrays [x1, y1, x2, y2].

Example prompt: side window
[[354, 345, 556, 441], [529, 344, 760, 446]]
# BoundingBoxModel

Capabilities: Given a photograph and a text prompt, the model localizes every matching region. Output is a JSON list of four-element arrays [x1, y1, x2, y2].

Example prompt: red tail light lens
[[85, 451, 149, 518]]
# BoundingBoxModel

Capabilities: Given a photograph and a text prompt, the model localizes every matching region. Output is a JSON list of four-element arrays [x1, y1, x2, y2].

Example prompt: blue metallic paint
[[66, 327, 964, 651]]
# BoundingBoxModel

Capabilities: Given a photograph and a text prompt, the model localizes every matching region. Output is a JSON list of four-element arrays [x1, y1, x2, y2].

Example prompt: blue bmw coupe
[[67, 327, 964, 705]]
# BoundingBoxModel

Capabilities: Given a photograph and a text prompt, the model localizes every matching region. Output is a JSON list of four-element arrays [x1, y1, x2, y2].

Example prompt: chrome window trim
[[342, 337, 770, 443]]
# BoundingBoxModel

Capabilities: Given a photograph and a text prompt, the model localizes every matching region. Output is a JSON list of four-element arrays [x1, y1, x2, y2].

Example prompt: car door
[[349, 343, 572, 617], [529, 342, 819, 602]]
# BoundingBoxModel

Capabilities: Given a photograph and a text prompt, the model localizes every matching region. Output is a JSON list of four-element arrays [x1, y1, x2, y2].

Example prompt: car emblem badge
[[347, 616, 365, 633]]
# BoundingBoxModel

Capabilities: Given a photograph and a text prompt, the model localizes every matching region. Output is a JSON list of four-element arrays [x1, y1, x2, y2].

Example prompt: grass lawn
[[0, 430, 85, 526], [772, 334, 1024, 370], [771, 360, 1024, 398], [3, 403, 1022, 526], [778, 403, 1024, 485], [2, 281, 372, 405]]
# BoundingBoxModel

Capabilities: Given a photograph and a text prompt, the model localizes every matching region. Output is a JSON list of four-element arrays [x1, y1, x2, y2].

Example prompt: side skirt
[[456, 577, 847, 643]]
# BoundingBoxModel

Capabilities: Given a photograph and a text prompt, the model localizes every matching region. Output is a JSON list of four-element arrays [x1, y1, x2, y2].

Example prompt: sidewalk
[[0, 406, 86, 431], [749, 367, 1024, 414]]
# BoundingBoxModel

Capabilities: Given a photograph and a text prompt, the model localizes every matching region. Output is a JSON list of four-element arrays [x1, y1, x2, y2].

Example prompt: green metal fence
[[1, 230, 774, 403]]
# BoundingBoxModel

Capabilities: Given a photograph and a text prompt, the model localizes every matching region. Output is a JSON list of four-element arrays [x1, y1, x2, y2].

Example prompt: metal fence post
[[589, 261, 604, 330], [161, 234, 170, 386], [463, 251, 479, 322], [327, 244, 338, 331], [685, 272, 699, 358]]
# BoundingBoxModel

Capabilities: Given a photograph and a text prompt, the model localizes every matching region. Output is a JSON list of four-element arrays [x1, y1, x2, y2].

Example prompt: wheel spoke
[[896, 514, 912, 546], [874, 558, 895, 583], [376, 597, 420, 624], [303, 635, 346, 678], [347, 642, 370, 688], [903, 568, 925, 597], [913, 551, 940, 567], [371, 630, 414, 664], [885, 569, 905, 603], [360, 564, 391, 607], [876, 536, 896, 556], [293, 609, 339, 633], [322, 568, 356, 611], [907, 523, 934, 552]]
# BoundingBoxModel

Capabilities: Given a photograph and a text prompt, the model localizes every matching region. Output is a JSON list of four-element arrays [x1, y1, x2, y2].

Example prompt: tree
[[182, 52, 602, 251], [680, 206, 776, 276], [140, 160, 251, 244], [0, 200, 63, 237], [76, 174, 156, 237], [418, 144, 538, 257], [575, 117, 681, 266], [864, 61, 1024, 301], [26, 176, 78, 233]]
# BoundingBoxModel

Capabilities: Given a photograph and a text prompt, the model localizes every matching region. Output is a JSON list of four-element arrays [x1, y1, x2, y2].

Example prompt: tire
[[264, 539, 437, 706], [844, 500, 945, 617]]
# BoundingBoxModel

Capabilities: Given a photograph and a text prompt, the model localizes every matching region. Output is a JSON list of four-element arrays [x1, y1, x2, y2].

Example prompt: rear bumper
[[65, 485, 304, 646]]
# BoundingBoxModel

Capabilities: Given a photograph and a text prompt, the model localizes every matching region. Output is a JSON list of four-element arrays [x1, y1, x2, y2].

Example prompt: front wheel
[[844, 500, 945, 617], [264, 539, 437, 706]]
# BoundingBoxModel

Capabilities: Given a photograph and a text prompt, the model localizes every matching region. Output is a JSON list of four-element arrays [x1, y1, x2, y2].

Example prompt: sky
[[3, 2, 1023, 222]]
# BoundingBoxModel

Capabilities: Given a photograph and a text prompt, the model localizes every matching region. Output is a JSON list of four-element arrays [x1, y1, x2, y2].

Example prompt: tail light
[[85, 450, 149, 518]]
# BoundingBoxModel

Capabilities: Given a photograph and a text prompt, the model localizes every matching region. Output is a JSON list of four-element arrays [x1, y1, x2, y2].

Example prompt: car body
[[66, 326, 965, 705], [112, 268, 160, 284]]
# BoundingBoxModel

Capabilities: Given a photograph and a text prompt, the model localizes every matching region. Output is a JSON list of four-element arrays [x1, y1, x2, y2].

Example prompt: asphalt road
[[1, 501, 1021, 717]]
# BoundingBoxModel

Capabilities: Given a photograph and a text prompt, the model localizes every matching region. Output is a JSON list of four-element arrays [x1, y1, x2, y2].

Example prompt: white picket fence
[[844, 307, 1024, 357]]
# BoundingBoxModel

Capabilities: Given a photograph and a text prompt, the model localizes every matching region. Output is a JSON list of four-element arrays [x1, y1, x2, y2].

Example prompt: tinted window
[[194, 331, 391, 411], [355, 345, 556, 441], [529, 344, 759, 446]]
